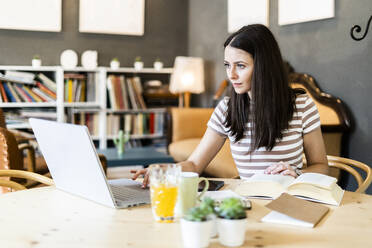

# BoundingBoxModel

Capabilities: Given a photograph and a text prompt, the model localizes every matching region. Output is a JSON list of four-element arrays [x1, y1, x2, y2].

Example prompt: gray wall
[[0, 0, 188, 67], [189, 0, 372, 193]]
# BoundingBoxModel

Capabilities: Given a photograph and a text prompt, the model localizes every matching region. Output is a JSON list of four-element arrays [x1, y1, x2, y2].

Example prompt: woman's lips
[[232, 83, 242, 87]]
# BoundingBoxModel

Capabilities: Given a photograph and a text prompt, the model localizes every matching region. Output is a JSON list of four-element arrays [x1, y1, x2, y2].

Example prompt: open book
[[234, 173, 344, 206]]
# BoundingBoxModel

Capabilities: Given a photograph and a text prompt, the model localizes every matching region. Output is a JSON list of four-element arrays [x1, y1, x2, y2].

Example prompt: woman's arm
[[179, 127, 227, 174], [265, 127, 329, 177], [302, 127, 329, 175], [131, 127, 226, 187]]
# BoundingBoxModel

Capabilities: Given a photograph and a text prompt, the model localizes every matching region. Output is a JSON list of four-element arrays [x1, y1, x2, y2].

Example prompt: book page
[[290, 173, 337, 190], [234, 174, 295, 199], [261, 211, 314, 228]]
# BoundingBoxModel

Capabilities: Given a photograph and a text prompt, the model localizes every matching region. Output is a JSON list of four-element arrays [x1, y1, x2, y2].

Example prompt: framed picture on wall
[[79, 0, 145, 36], [278, 0, 335, 26], [0, 0, 61, 32], [228, 0, 269, 33]]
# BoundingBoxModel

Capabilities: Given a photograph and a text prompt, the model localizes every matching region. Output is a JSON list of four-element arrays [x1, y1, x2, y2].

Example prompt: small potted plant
[[216, 197, 247, 247], [110, 57, 120, 69], [180, 205, 213, 248], [134, 56, 144, 70], [153, 58, 163, 70], [32, 55, 42, 67]]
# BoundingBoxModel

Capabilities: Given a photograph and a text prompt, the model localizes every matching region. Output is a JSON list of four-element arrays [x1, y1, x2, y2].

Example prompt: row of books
[[64, 73, 98, 103], [73, 112, 165, 137], [0, 73, 57, 103], [107, 75, 146, 110]]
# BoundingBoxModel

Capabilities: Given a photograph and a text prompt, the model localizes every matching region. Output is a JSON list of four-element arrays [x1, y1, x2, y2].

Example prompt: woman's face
[[224, 46, 254, 95]]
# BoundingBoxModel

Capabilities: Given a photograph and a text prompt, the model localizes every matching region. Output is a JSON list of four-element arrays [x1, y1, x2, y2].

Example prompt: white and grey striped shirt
[[207, 94, 320, 179]]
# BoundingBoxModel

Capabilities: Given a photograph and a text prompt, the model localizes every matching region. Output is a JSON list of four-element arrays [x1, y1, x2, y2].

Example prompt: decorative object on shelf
[[31, 55, 42, 67], [60, 49, 78, 69], [134, 56, 144, 70], [81, 50, 98, 69], [153, 58, 163, 70], [216, 197, 247, 247], [170, 56, 204, 108], [180, 202, 214, 248], [110, 58, 120, 69], [113, 130, 130, 155], [351, 15, 372, 41]]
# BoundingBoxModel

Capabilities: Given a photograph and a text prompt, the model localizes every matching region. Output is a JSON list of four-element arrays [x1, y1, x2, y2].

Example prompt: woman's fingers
[[280, 169, 297, 178], [265, 161, 293, 175], [130, 169, 150, 188]]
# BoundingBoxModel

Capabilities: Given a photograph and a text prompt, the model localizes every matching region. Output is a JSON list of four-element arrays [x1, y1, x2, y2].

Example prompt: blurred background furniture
[[0, 169, 53, 191]]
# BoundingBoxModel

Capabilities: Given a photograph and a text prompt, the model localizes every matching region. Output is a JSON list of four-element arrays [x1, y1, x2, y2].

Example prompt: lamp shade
[[169, 56, 205, 94]]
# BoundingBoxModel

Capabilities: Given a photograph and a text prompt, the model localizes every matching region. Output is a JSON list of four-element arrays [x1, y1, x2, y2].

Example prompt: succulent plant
[[135, 56, 142, 62], [112, 57, 119, 62], [33, 55, 40, 60], [184, 198, 216, 222], [216, 197, 247, 220]]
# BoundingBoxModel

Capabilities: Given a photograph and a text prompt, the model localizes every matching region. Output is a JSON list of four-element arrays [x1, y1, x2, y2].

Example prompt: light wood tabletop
[[1, 180, 372, 248]]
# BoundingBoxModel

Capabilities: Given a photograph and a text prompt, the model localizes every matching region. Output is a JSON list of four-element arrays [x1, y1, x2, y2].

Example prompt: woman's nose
[[229, 67, 238, 79]]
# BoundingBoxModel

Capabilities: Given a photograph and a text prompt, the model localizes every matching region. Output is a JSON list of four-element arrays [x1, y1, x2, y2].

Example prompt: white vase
[[134, 61, 144, 70], [32, 59, 42, 67], [110, 60, 120, 69], [208, 214, 218, 237], [153, 61, 163, 70], [217, 218, 247, 247], [180, 218, 212, 248]]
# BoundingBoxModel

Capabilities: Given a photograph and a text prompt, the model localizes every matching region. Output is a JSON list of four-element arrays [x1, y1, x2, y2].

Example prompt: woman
[[133, 24, 329, 187]]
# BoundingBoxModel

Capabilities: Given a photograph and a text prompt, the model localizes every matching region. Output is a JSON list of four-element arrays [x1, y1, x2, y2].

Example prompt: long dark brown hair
[[224, 24, 301, 150]]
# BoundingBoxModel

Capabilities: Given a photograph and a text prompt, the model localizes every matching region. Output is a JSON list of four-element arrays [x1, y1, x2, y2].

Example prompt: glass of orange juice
[[149, 163, 181, 223]]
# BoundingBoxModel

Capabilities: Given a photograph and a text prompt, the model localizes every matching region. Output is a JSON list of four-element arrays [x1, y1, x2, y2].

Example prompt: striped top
[[207, 94, 321, 179]]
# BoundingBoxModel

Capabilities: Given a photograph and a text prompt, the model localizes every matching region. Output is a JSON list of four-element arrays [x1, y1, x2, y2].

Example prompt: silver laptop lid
[[30, 118, 115, 208]]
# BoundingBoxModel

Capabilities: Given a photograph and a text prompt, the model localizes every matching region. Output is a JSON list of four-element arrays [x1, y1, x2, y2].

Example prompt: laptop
[[29, 118, 150, 209]]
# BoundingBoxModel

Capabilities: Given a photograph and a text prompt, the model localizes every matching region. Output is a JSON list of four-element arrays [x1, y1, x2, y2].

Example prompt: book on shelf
[[37, 73, 57, 92], [1, 71, 35, 85], [0, 83, 8, 102], [234, 173, 344, 206], [64, 74, 88, 103]]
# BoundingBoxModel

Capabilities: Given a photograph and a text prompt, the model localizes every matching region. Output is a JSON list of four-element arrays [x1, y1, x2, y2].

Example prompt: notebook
[[261, 193, 329, 228], [29, 118, 150, 209]]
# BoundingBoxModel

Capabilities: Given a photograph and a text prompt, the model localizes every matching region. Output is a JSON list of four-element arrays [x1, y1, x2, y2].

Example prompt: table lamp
[[169, 56, 204, 107]]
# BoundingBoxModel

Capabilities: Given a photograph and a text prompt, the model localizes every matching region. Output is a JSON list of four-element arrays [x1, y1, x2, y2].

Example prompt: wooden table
[[1, 181, 372, 248]]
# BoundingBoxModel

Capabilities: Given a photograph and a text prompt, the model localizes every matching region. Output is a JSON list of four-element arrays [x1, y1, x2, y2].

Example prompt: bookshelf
[[0, 66, 174, 149]]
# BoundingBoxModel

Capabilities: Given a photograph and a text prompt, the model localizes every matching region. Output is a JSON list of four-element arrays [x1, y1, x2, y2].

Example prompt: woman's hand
[[130, 169, 150, 188], [264, 161, 297, 178]]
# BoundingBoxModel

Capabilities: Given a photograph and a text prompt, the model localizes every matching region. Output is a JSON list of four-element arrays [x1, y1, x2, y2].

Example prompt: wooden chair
[[327, 155, 372, 193], [0, 169, 53, 191]]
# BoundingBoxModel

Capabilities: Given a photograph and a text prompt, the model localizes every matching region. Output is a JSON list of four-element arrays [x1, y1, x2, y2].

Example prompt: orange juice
[[150, 184, 179, 223]]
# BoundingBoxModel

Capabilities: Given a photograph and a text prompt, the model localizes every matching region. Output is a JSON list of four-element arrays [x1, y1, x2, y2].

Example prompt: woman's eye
[[224, 63, 230, 68], [237, 64, 246, 69]]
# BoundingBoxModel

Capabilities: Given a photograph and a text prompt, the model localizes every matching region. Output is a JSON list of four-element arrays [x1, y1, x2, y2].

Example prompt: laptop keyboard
[[108, 179, 150, 206]]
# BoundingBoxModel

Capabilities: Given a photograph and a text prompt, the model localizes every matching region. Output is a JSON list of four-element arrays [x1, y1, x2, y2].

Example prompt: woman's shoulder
[[294, 92, 313, 104]]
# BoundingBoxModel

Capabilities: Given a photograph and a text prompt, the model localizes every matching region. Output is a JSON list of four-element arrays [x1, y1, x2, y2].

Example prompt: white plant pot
[[32, 59, 42, 67], [110, 60, 120, 69], [180, 218, 212, 248], [134, 61, 144, 70], [208, 214, 218, 238], [217, 218, 247, 247], [153, 61, 163, 70]]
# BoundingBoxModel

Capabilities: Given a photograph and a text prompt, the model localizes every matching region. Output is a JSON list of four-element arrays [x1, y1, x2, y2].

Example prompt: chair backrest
[[168, 107, 214, 143], [327, 155, 372, 193], [0, 127, 24, 171], [0, 169, 54, 191]]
